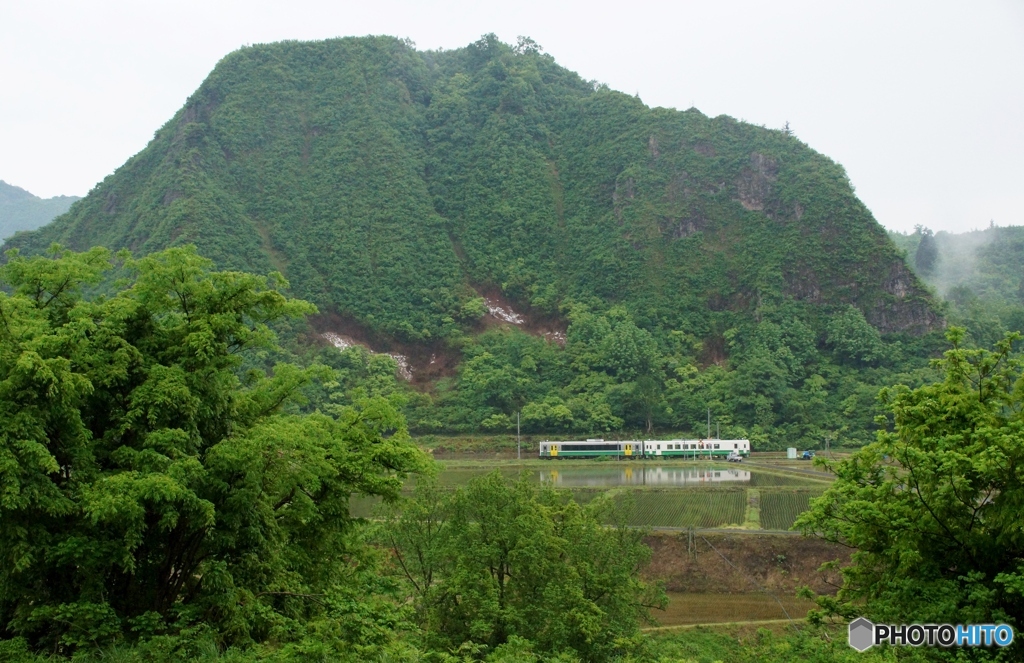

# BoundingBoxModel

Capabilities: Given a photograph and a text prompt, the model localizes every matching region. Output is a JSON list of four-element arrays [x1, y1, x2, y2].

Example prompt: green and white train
[[538, 439, 750, 459]]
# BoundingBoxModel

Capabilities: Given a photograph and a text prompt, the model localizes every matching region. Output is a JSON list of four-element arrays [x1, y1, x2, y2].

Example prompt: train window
[[657, 444, 661, 450], [714, 443, 720, 449], [733, 443, 737, 449]]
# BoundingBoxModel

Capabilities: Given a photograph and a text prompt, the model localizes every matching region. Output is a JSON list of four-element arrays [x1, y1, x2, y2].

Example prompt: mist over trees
[[890, 224, 1024, 349]]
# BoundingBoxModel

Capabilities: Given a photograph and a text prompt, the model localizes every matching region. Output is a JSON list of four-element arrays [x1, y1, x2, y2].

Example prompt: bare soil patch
[[308, 311, 462, 386], [644, 532, 848, 626], [471, 286, 567, 345], [644, 531, 849, 596]]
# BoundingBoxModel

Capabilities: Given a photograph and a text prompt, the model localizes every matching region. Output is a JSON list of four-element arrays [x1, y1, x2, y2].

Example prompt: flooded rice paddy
[[429, 463, 821, 488], [353, 461, 829, 531]]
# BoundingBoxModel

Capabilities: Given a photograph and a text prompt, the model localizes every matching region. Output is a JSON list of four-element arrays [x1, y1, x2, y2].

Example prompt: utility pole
[[707, 408, 710, 439], [517, 411, 521, 460], [717, 422, 720, 439]]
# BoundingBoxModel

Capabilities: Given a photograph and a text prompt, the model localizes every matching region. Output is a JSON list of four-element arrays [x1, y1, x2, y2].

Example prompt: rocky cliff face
[[867, 262, 943, 334]]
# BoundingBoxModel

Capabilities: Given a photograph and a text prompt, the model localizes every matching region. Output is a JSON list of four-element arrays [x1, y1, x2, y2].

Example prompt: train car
[[538, 439, 638, 459], [540, 439, 750, 459], [641, 439, 750, 458]]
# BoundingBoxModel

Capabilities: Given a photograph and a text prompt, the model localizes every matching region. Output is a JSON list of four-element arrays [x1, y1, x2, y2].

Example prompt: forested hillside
[[890, 224, 1024, 348], [6, 35, 945, 447], [0, 181, 80, 240]]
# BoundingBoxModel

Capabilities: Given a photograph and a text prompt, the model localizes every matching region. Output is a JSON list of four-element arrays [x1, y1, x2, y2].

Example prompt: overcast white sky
[[1, 0, 1022, 233]]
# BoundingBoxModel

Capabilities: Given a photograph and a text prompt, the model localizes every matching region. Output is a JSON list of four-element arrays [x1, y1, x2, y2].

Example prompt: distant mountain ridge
[[0, 180, 80, 240], [5, 35, 940, 346]]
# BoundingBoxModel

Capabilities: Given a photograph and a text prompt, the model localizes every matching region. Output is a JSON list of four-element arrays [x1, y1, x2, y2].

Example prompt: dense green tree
[[825, 305, 887, 366], [519, 396, 574, 432], [0, 246, 426, 652], [380, 472, 664, 661], [914, 226, 938, 275], [798, 328, 1024, 656]]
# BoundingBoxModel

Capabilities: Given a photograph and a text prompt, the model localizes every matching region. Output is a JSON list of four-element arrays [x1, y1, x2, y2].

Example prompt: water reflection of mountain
[[538, 466, 751, 487]]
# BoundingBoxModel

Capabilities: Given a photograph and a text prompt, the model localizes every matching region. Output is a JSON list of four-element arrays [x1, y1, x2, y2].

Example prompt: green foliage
[[0, 246, 427, 653], [825, 306, 887, 366], [5, 35, 946, 445], [378, 471, 665, 661], [649, 626, 902, 662], [0, 624, 911, 662], [798, 329, 1024, 651]]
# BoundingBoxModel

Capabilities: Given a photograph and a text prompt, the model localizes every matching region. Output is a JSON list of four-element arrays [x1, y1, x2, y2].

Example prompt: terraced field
[[618, 490, 747, 529], [760, 491, 825, 531]]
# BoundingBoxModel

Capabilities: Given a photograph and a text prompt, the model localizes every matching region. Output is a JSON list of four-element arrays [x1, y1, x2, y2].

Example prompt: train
[[538, 438, 750, 459], [540, 466, 752, 486]]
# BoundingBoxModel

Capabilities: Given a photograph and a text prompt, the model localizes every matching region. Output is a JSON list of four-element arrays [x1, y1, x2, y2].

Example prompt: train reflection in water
[[538, 466, 751, 488]]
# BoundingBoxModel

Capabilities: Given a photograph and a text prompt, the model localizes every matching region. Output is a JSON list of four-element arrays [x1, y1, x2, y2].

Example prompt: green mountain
[[6, 35, 945, 445], [0, 180, 80, 240]]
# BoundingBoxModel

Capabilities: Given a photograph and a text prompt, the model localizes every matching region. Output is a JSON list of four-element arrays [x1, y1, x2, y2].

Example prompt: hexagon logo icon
[[849, 617, 875, 651]]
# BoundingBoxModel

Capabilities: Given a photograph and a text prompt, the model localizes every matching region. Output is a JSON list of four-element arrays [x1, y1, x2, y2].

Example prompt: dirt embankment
[[308, 311, 462, 386], [474, 287, 567, 345], [644, 532, 850, 596]]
